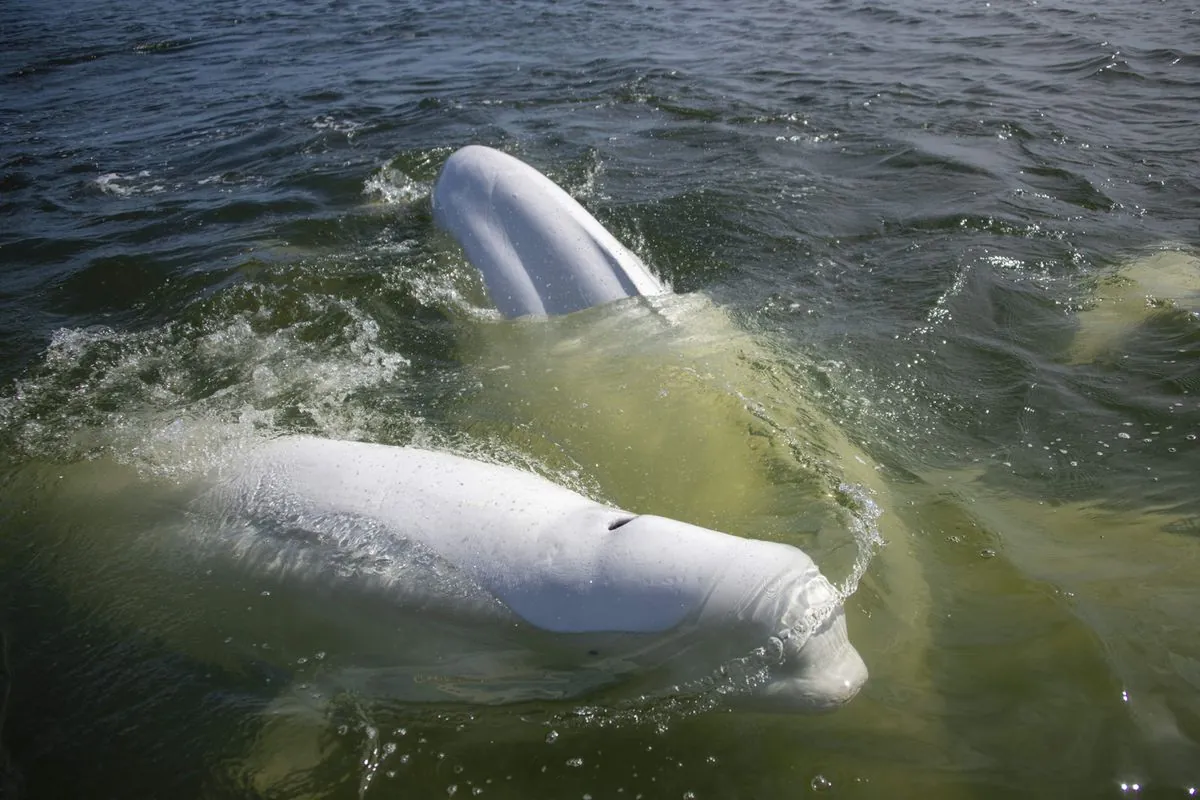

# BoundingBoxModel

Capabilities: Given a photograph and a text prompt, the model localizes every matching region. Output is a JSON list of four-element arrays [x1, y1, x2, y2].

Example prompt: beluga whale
[[430, 143, 666, 317], [213, 435, 866, 710]]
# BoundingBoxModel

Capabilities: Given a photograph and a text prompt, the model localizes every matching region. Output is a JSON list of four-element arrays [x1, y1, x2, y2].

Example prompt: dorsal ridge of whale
[[224, 436, 788, 635], [433, 145, 666, 317]]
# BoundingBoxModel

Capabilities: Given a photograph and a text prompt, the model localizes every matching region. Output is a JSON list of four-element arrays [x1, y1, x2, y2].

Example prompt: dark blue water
[[3, 0, 1200, 797]]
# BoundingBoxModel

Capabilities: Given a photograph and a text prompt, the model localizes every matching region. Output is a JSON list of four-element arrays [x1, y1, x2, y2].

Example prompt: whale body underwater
[[193, 145, 869, 711]]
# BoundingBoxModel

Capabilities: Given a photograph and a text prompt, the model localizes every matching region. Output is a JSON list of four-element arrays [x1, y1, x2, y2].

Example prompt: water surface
[[2, 0, 1200, 796]]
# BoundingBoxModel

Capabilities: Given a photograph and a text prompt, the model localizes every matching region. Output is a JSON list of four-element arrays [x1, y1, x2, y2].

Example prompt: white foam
[[95, 170, 166, 197], [1, 296, 414, 477], [363, 165, 430, 208], [312, 115, 365, 138]]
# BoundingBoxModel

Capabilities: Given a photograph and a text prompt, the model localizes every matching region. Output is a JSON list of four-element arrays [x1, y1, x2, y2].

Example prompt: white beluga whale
[[211, 435, 866, 710]]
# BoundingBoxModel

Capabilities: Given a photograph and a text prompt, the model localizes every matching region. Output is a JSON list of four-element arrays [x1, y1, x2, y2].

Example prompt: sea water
[[2, 0, 1199, 796]]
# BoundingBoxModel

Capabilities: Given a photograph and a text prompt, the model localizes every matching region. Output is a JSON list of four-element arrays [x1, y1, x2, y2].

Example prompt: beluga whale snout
[[759, 593, 869, 712]]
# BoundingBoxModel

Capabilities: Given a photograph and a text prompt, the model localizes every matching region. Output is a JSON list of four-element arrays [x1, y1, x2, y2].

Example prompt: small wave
[[0, 289, 414, 473], [131, 39, 195, 55], [311, 115, 366, 139], [363, 166, 430, 208], [1046, 48, 1142, 81], [95, 171, 167, 197], [196, 172, 265, 189], [7, 48, 113, 79]]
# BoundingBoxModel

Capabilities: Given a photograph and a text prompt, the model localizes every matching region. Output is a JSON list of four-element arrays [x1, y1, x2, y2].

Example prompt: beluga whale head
[[619, 511, 868, 712], [487, 506, 869, 712]]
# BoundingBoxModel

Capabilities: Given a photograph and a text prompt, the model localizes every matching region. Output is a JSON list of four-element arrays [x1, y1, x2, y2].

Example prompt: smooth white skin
[[215, 436, 866, 710], [432, 145, 665, 317]]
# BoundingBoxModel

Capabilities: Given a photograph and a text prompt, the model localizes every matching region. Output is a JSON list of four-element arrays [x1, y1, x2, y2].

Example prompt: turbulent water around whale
[[3, 0, 1200, 797]]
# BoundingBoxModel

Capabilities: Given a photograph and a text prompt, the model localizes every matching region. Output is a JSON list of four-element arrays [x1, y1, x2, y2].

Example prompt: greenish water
[[2, 0, 1199, 797]]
